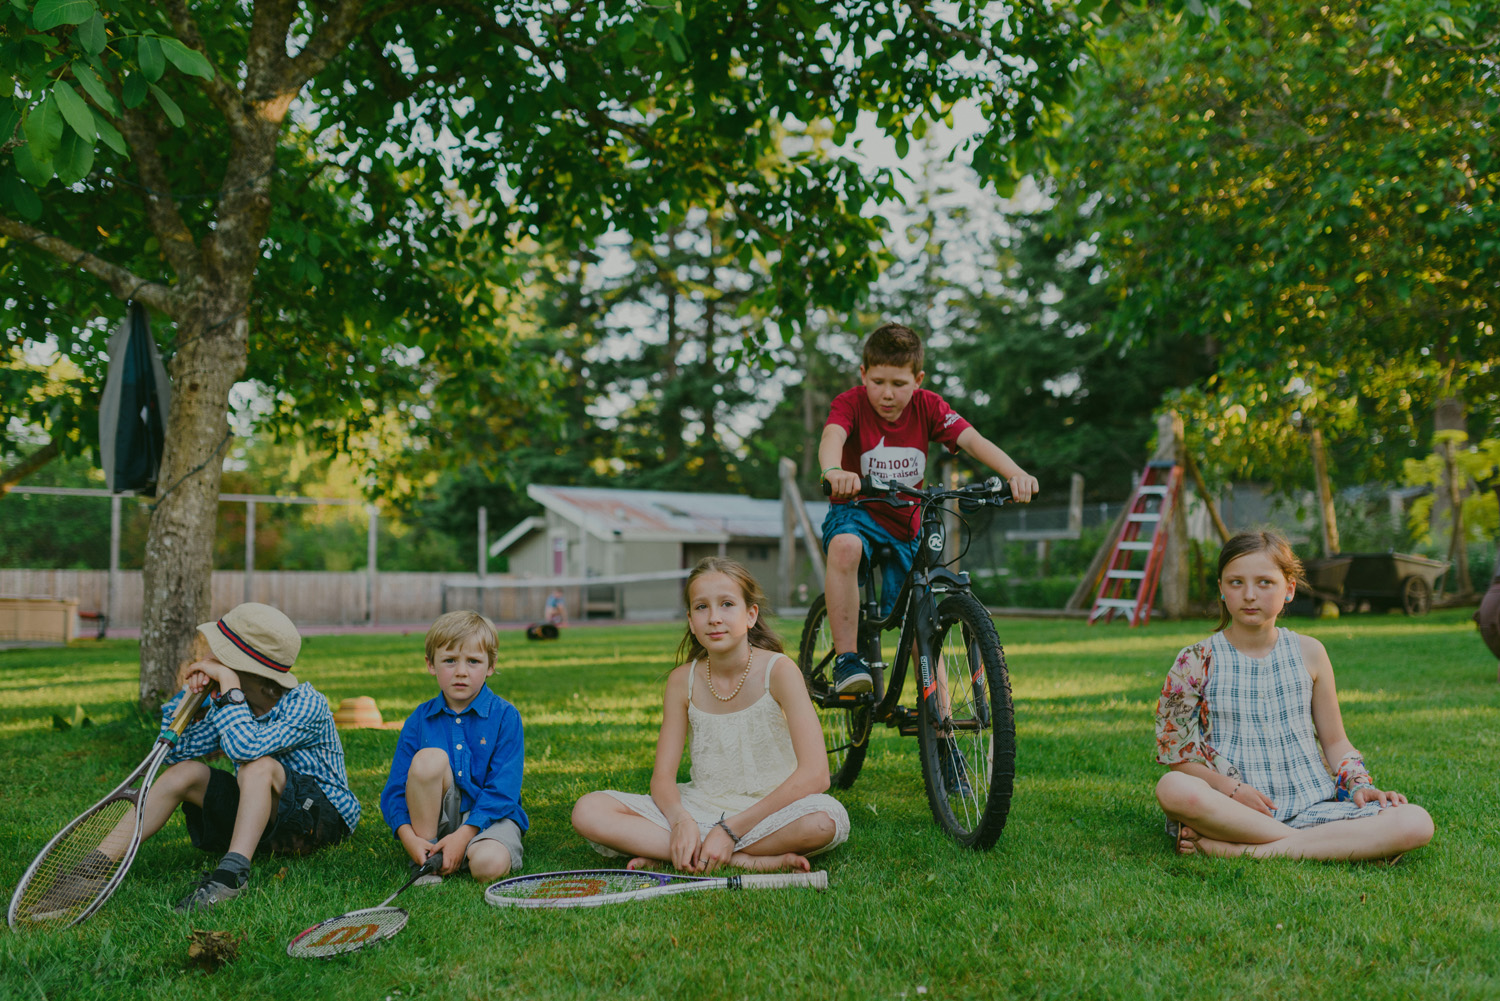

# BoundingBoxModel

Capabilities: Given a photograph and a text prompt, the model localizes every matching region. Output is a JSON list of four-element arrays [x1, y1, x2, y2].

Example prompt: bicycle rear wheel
[[798, 595, 871, 789], [916, 592, 1015, 848]]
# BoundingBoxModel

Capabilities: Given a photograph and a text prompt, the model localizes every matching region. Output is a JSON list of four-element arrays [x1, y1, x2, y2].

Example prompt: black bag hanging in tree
[[98, 301, 171, 495]]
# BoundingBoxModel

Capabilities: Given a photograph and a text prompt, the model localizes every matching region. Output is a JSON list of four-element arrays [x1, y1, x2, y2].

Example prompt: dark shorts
[[821, 502, 919, 616], [184, 765, 351, 857]]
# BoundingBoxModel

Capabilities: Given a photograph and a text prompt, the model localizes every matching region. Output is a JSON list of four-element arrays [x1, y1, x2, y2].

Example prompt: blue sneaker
[[939, 739, 974, 799], [832, 652, 873, 694]]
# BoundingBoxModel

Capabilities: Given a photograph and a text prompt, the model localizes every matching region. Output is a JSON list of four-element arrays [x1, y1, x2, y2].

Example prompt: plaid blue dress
[[1203, 629, 1382, 829]]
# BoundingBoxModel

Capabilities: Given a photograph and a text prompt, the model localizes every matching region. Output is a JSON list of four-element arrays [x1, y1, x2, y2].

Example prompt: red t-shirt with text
[[825, 386, 971, 541]]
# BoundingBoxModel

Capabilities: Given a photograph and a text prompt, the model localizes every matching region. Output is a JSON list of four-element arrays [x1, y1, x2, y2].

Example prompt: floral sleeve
[[1154, 642, 1238, 779], [1334, 751, 1376, 801]]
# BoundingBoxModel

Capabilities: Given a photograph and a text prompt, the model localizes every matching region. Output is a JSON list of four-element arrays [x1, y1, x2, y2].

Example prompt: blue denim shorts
[[821, 502, 919, 616]]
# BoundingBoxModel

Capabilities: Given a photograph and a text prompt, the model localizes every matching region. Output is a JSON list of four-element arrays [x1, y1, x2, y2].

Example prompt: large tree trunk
[[138, 299, 250, 705]]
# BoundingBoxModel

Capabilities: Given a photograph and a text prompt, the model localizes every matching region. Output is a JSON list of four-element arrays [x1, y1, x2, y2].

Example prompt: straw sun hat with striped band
[[198, 602, 302, 689]]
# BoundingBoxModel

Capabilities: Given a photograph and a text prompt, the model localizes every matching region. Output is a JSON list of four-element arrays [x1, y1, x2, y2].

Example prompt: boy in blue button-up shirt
[[380, 611, 528, 883]]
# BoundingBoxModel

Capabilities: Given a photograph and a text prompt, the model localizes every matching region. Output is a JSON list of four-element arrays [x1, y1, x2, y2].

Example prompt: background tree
[[2, 1, 1099, 706]]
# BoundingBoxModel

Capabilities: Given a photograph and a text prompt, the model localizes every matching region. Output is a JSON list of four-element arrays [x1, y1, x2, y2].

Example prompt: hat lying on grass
[[198, 602, 301, 689]]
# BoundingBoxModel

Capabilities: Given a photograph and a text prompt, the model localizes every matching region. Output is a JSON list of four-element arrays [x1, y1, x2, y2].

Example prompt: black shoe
[[832, 652, 873, 694]]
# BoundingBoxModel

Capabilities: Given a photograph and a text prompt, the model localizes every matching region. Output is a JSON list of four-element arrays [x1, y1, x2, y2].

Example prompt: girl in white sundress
[[571, 557, 849, 873], [1154, 531, 1433, 861]]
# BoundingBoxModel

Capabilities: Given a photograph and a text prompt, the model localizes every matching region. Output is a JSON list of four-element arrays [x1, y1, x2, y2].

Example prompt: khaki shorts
[[439, 783, 523, 872]]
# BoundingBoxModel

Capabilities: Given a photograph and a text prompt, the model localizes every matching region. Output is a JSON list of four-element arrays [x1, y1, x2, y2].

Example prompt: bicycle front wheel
[[798, 595, 871, 789], [916, 592, 1015, 848]]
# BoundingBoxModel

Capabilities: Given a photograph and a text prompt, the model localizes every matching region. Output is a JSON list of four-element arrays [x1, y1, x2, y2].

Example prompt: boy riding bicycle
[[819, 322, 1038, 694]]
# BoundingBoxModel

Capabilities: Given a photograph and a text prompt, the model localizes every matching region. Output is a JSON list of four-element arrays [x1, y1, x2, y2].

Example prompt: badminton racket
[[286, 851, 443, 959], [8, 689, 208, 930], [484, 868, 828, 909]]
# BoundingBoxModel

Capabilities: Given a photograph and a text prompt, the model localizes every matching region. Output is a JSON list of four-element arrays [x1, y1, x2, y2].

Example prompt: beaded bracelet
[[715, 814, 742, 845]]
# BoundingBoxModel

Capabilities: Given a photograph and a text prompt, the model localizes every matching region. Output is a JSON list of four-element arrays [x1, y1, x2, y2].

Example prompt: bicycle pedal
[[824, 691, 875, 708]]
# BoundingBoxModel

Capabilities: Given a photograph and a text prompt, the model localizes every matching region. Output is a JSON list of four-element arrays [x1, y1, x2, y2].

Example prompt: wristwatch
[[215, 688, 247, 708]]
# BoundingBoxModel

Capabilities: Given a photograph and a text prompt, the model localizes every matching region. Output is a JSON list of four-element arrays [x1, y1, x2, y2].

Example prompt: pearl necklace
[[704, 646, 754, 702]]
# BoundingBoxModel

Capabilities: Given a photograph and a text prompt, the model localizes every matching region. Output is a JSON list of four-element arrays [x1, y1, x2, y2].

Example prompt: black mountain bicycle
[[799, 475, 1016, 849]]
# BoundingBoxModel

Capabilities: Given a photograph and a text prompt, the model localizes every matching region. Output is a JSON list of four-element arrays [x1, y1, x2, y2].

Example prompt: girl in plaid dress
[[1153, 532, 1433, 860]]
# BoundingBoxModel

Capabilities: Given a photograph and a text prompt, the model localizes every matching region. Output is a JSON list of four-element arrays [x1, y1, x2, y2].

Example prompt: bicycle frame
[[837, 484, 990, 736]]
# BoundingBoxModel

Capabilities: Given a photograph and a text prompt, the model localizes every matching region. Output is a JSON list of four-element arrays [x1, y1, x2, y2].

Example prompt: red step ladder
[[1088, 461, 1182, 626]]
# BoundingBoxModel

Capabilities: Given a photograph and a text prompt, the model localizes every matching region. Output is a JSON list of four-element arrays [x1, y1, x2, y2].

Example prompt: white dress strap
[[687, 659, 696, 700], [763, 652, 790, 692]]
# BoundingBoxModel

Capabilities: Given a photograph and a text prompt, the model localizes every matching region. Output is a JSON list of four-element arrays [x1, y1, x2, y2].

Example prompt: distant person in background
[[1476, 552, 1500, 681], [544, 588, 567, 627]]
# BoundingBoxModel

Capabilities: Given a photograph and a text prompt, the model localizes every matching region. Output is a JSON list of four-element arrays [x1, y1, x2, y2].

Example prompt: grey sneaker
[[26, 850, 115, 922], [174, 872, 245, 913]]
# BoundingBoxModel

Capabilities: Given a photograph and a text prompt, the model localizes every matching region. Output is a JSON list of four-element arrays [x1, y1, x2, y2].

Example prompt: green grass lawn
[[1, 610, 1497, 1000]]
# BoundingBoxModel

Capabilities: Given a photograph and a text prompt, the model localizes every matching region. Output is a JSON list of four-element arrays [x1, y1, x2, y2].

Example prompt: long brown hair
[[675, 557, 785, 664], [1214, 530, 1304, 631]]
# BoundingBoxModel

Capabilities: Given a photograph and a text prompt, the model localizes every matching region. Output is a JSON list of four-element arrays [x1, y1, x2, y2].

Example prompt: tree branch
[[114, 108, 201, 278], [160, 0, 254, 138], [0, 214, 176, 313], [288, 0, 426, 92], [0, 432, 64, 495]]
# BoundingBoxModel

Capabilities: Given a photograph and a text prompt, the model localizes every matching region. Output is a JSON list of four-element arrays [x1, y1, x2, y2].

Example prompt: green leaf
[[55, 124, 93, 184], [0, 174, 42, 219], [32, 0, 95, 31], [148, 83, 183, 127], [72, 63, 118, 114], [159, 36, 213, 80], [77, 10, 106, 54], [138, 35, 165, 82], [52, 80, 95, 142], [92, 107, 124, 154], [23, 93, 65, 159], [13, 141, 53, 185], [122, 71, 147, 108]]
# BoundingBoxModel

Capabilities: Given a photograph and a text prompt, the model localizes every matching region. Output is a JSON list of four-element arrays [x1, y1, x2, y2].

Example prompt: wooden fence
[[0, 570, 464, 628]]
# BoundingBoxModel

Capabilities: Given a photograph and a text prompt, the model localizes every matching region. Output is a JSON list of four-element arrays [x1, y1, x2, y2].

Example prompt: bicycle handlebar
[[821, 474, 1013, 506]]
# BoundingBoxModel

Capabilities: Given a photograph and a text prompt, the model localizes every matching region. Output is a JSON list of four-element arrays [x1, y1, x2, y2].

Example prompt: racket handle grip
[[163, 689, 209, 739], [736, 871, 828, 891]]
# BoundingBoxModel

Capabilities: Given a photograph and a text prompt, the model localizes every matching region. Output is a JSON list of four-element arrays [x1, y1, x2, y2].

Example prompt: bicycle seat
[[868, 542, 900, 572]]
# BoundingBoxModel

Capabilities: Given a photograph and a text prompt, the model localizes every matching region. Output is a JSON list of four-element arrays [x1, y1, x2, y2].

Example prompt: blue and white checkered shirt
[[161, 683, 361, 831]]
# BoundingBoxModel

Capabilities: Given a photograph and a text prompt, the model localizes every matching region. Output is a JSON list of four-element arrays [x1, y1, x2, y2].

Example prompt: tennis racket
[[286, 851, 443, 959], [8, 689, 208, 930], [484, 868, 828, 909]]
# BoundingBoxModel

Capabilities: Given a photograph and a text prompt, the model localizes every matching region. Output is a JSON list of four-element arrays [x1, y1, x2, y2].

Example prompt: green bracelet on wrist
[[821, 466, 842, 478]]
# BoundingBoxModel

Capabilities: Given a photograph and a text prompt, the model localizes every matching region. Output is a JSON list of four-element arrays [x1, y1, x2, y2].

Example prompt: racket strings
[[489, 871, 666, 901], [287, 907, 409, 958], [17, 800, 136, 927]]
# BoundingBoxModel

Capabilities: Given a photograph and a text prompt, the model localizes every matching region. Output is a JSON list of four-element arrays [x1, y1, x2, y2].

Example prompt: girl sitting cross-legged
[[1154, 530, 1433, 861], [571, 557, 849, 873]]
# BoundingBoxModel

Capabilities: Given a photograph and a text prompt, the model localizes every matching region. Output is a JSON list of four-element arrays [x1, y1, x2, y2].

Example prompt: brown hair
[[675, 557, 785, 664], [425, 610, 499, 668], [862, 322, 924, 374], [1214, 530, 1304, 631]]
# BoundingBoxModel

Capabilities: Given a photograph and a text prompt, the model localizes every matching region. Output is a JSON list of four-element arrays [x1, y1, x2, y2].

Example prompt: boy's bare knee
[[408, 747, 451, 785], [237, 756, 286, 792], [827, 535, 864, 572], [467, 841, 511, 882]]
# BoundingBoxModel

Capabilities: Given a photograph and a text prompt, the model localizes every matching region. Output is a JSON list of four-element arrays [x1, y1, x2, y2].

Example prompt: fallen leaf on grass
[[186, 929, 243, 972]]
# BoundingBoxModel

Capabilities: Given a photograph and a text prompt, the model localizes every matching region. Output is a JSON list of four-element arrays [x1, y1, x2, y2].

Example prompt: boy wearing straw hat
[[139, 602, 360, 912]]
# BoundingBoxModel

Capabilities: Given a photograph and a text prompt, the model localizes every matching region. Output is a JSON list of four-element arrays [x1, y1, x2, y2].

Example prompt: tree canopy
[[2, 0, 1103, 703]]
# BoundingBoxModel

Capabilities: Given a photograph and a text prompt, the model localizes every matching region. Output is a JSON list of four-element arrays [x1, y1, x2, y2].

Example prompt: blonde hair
[[425, 610, 499, 668], [675, 557, 784, 664], [1215, 530, 1305, 631]]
